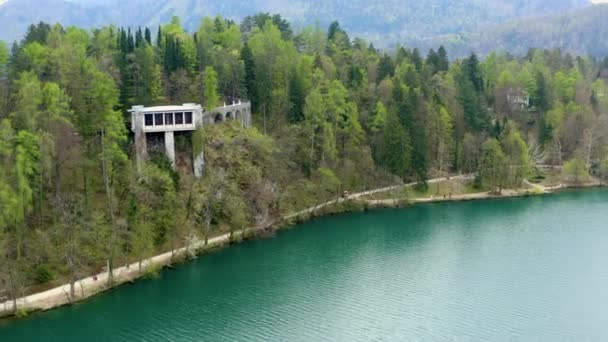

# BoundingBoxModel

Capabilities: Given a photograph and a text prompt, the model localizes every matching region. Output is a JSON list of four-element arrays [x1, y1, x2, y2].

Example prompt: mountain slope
[[0, 0, 109, 42], [426, 4, 608, 57], [0, 0, 591, 44], [3, 0, 607, 58], [478, 3, 608, 56]]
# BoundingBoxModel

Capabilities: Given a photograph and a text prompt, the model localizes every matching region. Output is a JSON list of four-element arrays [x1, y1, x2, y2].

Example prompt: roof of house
[[128, 104, 202, 113], [505, 87, 529, 96]]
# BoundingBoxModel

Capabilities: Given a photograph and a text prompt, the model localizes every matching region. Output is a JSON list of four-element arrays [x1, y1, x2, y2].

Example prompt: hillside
[[422, 4, 608, 57], [475, 4, 608, 57], [0, 0, 592, 50], [1, 11, 608, 319]]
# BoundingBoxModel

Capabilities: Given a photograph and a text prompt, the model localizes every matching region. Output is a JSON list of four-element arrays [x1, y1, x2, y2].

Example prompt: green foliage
[[162, 16, 196, 72], [1, 0, 599, 59], [195, 122, 276, 234], [248, 20, 297, 131], [554, 70, 578, 103], [133, 44, 163, 105], [313, 167, 341, 199], [11, 71, 42, 131], [458, 65, 489, 132], [149, 151, 180, 190], [33, 264, 55, 284], [598, 157, 608, 181], [427, 106, 454, 174], [203, 66, 220, 108], [370, 101, 387, 133], [0, 15, 607, 301], [15, 308, 29, 318], [478, 138, 508, 192], [0, 41, 8, 73], [132, 162, 179, 246], [192, 128, 205, 157], [142, 263, 162, 279], [562, 158, 589, 183], [382, 113, 412, 180], [501, 124, 532, 186]]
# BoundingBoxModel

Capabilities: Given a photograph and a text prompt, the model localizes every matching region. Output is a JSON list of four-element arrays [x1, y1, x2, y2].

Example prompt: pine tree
[[203, 66, 220, 109], [144, 27, 152, 45], [437, 46, 449, 72], [459, 72, 488, 132], [303, 88, 325, 170], [411, 48, 423, 72], [127, 28, 135, 53], [241, 42, 256, 106], [382, 112, 412, 180], [426, 49, 439, 74], [535, 72, 550, 112], [378, 54, 394, 82], [134, 44, 163, 105], [464, 53, 484, 93], [288, 72, 305, 123], [327, 21, 342, 41], [478, 138, 507, 193], [156, 26, 163, 48]]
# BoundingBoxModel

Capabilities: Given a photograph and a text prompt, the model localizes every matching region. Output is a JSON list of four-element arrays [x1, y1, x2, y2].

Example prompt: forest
[[0, 0, 590, 44], [1, 14, 608, 311]]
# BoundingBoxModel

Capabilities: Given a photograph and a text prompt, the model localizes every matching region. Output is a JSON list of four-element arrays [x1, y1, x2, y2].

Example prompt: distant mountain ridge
[[413, 3, 608, 57], [1, 0, 607, 57]]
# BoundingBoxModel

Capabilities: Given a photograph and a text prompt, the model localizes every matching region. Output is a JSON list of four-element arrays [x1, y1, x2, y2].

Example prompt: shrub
[[562, 158, 589, 184], [34, 264, 55, 284], [14, 307, 29, 318]]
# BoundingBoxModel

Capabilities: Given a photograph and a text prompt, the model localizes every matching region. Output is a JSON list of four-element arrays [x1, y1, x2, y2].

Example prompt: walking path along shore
[[0, 174, 601, 318]]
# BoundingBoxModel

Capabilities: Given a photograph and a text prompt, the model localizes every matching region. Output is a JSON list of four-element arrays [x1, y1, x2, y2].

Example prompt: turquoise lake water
[[1, 189, 607, 341]]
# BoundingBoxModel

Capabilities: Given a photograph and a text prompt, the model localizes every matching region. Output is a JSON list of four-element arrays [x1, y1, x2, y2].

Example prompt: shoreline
[[0, 179, 604, 319]]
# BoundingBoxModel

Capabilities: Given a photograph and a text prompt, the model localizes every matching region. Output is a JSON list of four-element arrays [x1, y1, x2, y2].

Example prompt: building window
[[175, 112, 184, 125], [145, 114, 153, 126], [165, 113, 173, 125], [154, 113, 163, 126], [185, 112, 193, 124]]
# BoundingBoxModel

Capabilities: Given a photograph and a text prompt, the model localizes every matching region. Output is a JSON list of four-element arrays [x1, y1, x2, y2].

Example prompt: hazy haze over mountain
[[1, 0, 606, 57]]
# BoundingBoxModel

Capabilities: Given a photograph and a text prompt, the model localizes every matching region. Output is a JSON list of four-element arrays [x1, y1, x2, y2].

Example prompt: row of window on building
[[144, 112, 194, 127]]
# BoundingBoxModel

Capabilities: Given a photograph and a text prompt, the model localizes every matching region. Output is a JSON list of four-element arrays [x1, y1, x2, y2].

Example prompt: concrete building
[[130, 100, 251, 177]]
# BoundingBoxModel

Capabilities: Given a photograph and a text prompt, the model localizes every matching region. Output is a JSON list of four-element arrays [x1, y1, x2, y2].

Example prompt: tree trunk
[[69, 279, 75, 303], [310, 128, 315, 171], [584, 130, 594, 169], [204, 218, 210, 245], [8, 269, 18, 314], [101, 129, 117, 287], [263, 106, 267, 135], [38, 166, 43, 229]]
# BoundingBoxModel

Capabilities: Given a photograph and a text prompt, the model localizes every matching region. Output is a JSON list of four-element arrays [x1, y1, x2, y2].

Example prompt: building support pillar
[[193, 151, 205, 178], [134, 127, 148, 171], [165, 131, 176, 168]]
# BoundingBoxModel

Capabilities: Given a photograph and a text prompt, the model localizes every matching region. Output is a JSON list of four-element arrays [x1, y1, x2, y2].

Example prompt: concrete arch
[[226, 111, 233, 120], [214, 113, 224, 123], [235, 110, 241, 120]]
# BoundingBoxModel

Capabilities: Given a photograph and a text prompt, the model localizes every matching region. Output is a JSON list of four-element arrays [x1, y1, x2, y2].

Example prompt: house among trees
[[505, 87, 530, 110], [130, 100, 251, 177], [494, 86, 531, 121]]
